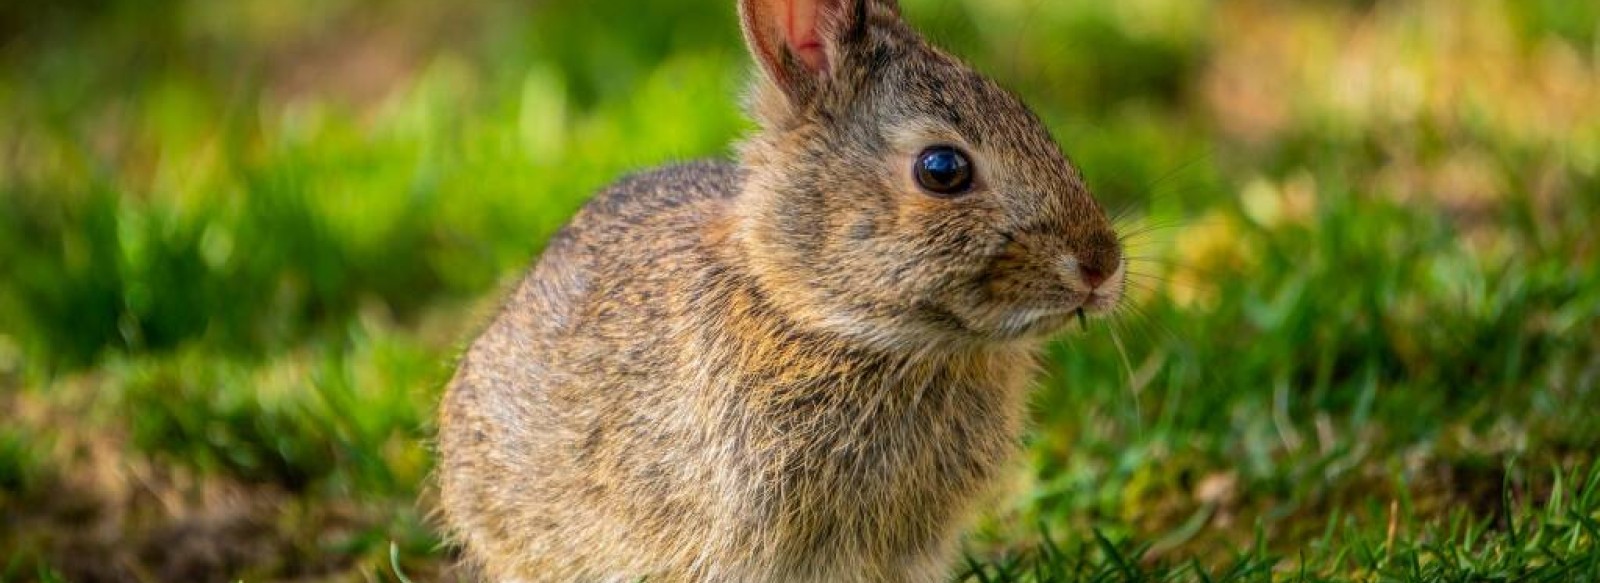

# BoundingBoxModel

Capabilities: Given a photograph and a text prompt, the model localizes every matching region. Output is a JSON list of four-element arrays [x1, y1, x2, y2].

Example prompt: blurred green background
[[1, 0, 1597, 581]]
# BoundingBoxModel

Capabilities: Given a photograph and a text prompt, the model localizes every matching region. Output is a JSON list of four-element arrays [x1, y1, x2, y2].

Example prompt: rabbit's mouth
[[1009, 280, 1123, 337], [1081, 287, 1122, 314], [1075, 259, 1126, 314]]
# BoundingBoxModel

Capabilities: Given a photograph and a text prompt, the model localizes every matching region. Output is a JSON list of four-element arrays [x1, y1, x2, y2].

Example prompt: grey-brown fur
[[436, 0, 1124, 580]]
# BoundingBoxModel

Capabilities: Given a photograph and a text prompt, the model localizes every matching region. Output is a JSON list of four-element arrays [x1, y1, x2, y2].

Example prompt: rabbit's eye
[[914, 146, 974, 196]]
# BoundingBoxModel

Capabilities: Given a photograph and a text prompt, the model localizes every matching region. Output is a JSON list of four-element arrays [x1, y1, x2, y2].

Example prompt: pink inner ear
[[781, 0, 828, 72]]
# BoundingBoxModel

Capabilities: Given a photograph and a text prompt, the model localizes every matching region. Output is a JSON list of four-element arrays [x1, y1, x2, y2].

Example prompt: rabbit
[[435, 0, 1126, 580]]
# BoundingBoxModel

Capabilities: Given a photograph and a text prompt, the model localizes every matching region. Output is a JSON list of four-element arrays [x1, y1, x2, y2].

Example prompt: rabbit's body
[[441, 161, 1033, 580], [439, 1, 1127, 580]]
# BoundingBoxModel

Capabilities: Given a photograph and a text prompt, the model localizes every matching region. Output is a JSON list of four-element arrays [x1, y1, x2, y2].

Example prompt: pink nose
[[1081, 265, 1109, 289]]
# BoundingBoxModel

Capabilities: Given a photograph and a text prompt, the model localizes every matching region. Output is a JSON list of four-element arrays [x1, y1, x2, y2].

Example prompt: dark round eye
[[914, 146, 974, 196]]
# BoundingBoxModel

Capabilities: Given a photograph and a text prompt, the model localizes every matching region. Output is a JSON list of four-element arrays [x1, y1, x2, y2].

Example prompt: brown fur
[[436, 1, 1124, 580]]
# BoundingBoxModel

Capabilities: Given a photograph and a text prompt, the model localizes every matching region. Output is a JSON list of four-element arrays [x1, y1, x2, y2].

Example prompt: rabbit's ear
[[739, 0, 873, 105]]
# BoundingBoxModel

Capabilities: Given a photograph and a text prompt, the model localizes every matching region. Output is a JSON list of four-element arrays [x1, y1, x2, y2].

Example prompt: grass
[[960, 464, 1600, 581], [1, 0, 1597, 581]]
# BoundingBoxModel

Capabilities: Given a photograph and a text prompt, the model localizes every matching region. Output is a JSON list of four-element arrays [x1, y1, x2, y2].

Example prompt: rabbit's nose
[[1073, 246, 1122, 290], [1080, 265, 1109, 289]]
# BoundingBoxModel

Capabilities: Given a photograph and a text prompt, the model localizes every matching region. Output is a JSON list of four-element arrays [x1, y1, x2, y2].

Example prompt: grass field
[[2, 0, 1598, 580]]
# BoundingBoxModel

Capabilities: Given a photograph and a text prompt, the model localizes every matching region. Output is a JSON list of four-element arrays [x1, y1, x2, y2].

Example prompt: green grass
[[1, 0, 1597, 581]]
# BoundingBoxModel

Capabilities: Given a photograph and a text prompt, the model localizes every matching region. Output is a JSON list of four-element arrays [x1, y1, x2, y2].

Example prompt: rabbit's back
[[524, 158, 742, 319], [438, 160, 743, 580], [473, 159, 741, 345]]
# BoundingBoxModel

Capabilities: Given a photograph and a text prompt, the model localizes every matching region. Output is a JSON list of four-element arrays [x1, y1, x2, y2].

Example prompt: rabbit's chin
[[962, 296, 1121, 342], [940, 305, 1072, 343], [989, 311, 1073, 341]]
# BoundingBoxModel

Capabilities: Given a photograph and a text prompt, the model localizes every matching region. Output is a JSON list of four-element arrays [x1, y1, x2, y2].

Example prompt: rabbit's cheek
[[980, 252, 1075, 301]]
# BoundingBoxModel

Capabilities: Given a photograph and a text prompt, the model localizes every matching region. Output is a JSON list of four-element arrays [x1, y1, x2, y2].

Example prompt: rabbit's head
[[735, 0, 1124, 348]]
